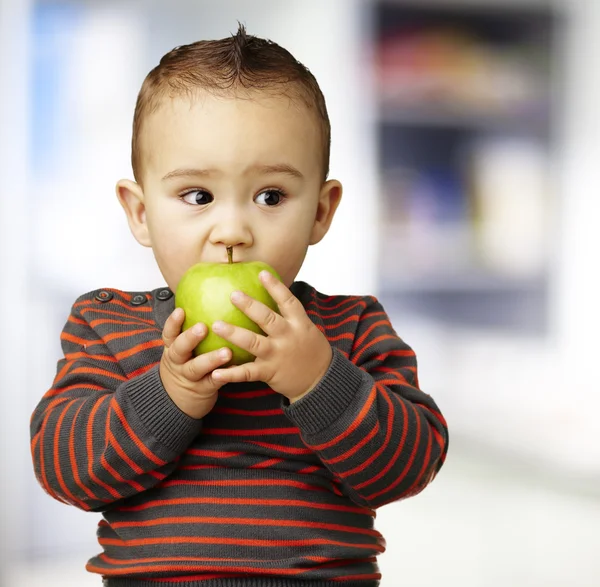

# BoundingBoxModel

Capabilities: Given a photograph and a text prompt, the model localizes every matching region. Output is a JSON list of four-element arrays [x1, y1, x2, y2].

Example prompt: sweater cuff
[[125, 365, 203, 455], [282, 348, 367, 436]]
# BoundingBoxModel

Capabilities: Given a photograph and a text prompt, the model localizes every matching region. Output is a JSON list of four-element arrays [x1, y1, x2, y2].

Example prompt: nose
[[208, 203, 253, 253]]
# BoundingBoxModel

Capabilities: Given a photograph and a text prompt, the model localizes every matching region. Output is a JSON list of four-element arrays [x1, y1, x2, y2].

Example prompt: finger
[[259, 271, 303, 319], [184, 346, 232, 382], [168, 322, 207, 365], [230, 291, 284, 336], [162, 308, 185, 347], [212, 362, 261, 385], [212, 321, 266, 357]]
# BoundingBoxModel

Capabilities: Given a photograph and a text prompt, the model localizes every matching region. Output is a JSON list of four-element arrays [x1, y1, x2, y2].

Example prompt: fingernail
[[231, 291, 243, 302], [218, 348, 230, 359], [259, 270, 271, 282], [192, 323, 205, 336], [212, 321, 225, 332]]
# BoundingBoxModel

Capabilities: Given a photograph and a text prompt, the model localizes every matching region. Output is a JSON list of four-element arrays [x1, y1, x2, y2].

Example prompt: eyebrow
[[161, 163, 304, 182]]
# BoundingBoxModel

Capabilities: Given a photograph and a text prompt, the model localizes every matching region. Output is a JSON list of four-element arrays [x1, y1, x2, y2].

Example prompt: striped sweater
[[30, 281, 448, 587]]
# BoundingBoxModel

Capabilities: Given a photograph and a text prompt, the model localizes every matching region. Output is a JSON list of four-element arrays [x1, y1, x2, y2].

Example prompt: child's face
[[118, 92, 341, 291]]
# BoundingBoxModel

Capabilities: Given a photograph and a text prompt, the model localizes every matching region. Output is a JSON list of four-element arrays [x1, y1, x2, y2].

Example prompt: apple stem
[[226, 246, 233, 264]]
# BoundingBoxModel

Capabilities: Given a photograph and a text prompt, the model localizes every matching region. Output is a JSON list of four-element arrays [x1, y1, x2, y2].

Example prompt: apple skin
[[175, 261, 281, 365]]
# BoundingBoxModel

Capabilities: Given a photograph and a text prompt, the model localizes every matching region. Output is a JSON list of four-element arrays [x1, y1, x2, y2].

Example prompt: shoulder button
[[156, 288, 173, 301], [95, 290, 114, 303], [131, 294, 148, 306]]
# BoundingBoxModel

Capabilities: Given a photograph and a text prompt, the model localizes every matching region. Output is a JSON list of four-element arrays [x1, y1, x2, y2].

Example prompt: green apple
[[175, 246, 281, 365]]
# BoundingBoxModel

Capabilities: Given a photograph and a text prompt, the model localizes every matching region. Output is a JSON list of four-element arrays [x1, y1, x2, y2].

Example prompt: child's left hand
[[211, 270, 332, 403]]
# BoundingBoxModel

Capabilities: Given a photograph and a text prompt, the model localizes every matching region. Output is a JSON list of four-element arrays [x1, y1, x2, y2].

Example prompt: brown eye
[[255, 189, 284, 206], [181, 190, 214, 205]]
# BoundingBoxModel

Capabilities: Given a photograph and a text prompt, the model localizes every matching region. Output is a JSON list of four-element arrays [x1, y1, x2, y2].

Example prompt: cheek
[[146, 219, 197, 286]]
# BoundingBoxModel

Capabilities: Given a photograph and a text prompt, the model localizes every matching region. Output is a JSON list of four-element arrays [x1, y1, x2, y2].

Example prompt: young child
[[30, 25, 448, 587]]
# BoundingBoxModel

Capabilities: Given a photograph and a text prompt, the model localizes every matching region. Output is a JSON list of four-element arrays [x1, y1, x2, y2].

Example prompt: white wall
[[0, 0, 33, 576]]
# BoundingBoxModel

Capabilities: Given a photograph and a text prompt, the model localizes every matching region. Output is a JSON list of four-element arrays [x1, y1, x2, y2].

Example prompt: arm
[[30, 296, 203, 512], [283, 297, 448, 509], [206, 274, 448, 509]]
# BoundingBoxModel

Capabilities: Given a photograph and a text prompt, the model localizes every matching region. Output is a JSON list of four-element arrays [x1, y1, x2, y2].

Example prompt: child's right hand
[[159, 307, 232, 419]]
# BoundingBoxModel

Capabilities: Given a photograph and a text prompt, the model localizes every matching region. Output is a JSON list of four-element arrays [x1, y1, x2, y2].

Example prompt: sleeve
[[283, 296, 448, 509], [30, 295, 203, 512]]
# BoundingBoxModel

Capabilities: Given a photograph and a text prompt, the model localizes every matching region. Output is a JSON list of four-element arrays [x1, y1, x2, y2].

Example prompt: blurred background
[[1, 0, 599, 585]]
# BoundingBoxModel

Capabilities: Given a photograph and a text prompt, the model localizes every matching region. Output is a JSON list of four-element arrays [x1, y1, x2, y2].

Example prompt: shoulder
[[68, 286, 170, 321], [291, 281, 381, 320], [71, 287, 147, 309]]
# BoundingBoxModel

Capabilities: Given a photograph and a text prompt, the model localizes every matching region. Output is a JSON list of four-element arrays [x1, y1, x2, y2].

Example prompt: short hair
[[131, 23, 331, 183]]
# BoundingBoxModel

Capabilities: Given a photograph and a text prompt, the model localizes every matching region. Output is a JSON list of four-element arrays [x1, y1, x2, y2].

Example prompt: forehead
[[140, 91, 323, 179]]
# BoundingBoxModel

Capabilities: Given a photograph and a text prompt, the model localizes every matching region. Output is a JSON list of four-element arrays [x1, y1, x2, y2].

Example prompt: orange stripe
[[90, 318, 156, 328], [102, 404, 145, 492], [317, 300, 366, 320], [185, 449, 243, 458], [247, 441, 312, 455], [311, 296, 365, 312], [37, 399, 70, 504], [67, 315, 87, 325], [52, 360, 76, 385], [89, 561, 303, 578], [127, 361, 160, 380], [322, 314, 360, 331], [249, 458, 284, 469], [219, 388, 275, 399], [53, 399, 90, 510], [337, 385, 395, 478], [306, 310, 358, 330], [69, 401, 102, 502], [107, 427, 144, 475], [353, 387, 409, 490], [401, 419, 433, 499], [323, 420, 380, 466], [98, 553, 304, 565], [160, 478, 328, 492], [351, 318, 390, 353], [104, 327, 156, 343], [117, 496, 373, 516], [111, 398, 167, 467], [297, 465, 321, 475], [64, 352, 117, 362], [351, 334, 401, 364], [101, 452, 145, 493], [110, 515, 380, 536], [212, 407, 283, 417], [86, 395, 123, 499], [365, 401, 422, 500], [324, 332, 354, 343], [79, 307, 155, 326], [60, 332, 104, 348], [98, 535, 384, 552], [45, 383, 104, 398], [115, 339, 164, 361], [310, 384, 376, 451], [71, 366, 127, 382]]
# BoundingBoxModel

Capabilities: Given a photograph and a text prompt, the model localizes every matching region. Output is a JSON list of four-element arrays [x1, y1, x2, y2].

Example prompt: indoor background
[[0, 0, 598, 586]]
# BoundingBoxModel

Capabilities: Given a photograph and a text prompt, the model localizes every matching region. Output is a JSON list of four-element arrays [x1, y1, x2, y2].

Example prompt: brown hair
[[131, 24, 331, 183]]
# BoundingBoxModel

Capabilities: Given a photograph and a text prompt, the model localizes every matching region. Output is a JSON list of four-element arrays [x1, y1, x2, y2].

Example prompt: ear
[[116, 179, 152, 247], [309, 179, 343, 245]]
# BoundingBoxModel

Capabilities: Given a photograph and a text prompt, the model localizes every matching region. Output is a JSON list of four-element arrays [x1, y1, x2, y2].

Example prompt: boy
[[30, 25, 448, 586]]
